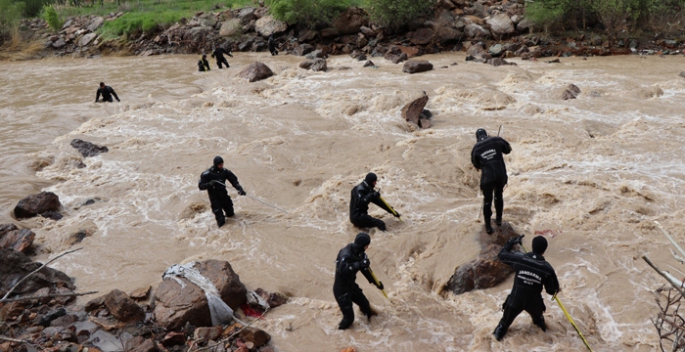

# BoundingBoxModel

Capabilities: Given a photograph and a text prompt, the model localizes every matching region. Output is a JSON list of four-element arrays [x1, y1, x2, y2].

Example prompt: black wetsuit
[[333, 243, 375, 329], [211, 48, 233, 69], [471, 136, 511, 224], [349, 181, 394, 231], [198, 58, 210, 71], [268, 36, 278, 56], [95, 86, 120, 103], [198, 166, 245, 227], [494, 242, 560, 339]]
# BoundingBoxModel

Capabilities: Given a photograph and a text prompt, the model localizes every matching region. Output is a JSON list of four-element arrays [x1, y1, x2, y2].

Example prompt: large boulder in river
[[441, 222, 521, 296], [153, 260, 247, 330], [238, 62, 273, 82], [14, 192, 61, 219], [299, 58, 327, 72], [0, 248, 75, 298], [293, 43, 314, 56], [403, 60, 433, 74], [0, 228, 35, 253], [401, 94, 429, 127]]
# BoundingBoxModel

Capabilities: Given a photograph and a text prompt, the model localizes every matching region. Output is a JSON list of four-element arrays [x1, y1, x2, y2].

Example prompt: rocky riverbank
[[7, 0, 685, 62]]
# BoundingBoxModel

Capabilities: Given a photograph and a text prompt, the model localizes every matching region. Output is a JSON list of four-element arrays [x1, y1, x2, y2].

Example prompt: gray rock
[[487, 13, 515, 37], [489, 43, 504, 57], [410, 27, 434, 45], [293, 43, 314, 56], [70, 139, 108, 157], [238, 7, 256, 25], [516, 17, 534, 32], [629, 39, 638, 49], [52, 38, 66, 49], [219, 19, 241, 37], [465, 23, 490, 39], [86, 17, 104, 32], [298, 29, 317, 41], [14, 192, 61, 219], [0, 228, 35, 253], [78, 33, 97, 47], [254, 15, 287, 37], [363, 60, 376, 67], [402, 60, 433, 74], [332, 8, 365, 35], [305, 50, 325, 59], [299, 58, 327, 72], [238, 62, 274, 82]]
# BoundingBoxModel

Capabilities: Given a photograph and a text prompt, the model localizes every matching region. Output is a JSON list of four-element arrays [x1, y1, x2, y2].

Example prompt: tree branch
[[1, 247, 83, 301]]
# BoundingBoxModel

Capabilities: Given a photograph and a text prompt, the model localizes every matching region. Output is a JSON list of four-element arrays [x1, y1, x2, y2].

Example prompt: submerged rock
[[401, 94, 430, 128], [441, 222, 521, 295], [238, 62, 273, 82], [70, 139, 108, 158], [562, 83, 581, 100], [14, 192, 61, 219], [299, 58, 327, 72], [402, 60, 433, 74]]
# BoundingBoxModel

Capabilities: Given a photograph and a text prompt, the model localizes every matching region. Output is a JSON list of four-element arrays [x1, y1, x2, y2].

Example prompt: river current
[[1, 52, 682, 351]]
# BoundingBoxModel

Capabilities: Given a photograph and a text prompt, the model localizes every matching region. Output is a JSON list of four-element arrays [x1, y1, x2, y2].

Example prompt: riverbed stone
[[299, 58, 327, 72], [238, 62, 273, 82], [402, 60, 433, 74], [153, 260, 247, 330], [410, 27, 434, 45], [14, 192, 61, 219], [562, 83, 581, 100], [487, 13, 516, 37], [104, 289, 145, 323], [401, 94, 429, 126], [442, 222, 521, 295], [219, 19, 241, 37], [86, 17, 104, 32], [332, 8, 365, 35], [239, 327, 270, 348], [0, 228, 35, 253], [70, 139, 108, 157]]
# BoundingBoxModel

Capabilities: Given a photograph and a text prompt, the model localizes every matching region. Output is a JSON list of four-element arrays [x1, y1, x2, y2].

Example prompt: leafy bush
[[99, 11, 182, 39], [0, 0, 23, 37], [23, 0, 53, 17], [363, 0, 436, 29], [266, 0, 354, 28], [41, 5, 62, 31], [524, 1, 566, 33]]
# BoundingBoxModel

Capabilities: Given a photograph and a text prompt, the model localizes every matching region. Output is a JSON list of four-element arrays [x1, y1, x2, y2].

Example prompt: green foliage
[[22, 0, 53, 17], [524, 1, 566, 32], [0, 0, 23, 36], [41, 5, 62, 31], [99, 11, 182, 39], [265, 0, 353, 28], [363, 0, 437, 29]]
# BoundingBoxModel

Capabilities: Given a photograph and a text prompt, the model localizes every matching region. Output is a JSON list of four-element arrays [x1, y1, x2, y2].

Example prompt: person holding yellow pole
[[333, 233, 384, 330], [493, 235, 560, 341], [349, 172, 401, 231]]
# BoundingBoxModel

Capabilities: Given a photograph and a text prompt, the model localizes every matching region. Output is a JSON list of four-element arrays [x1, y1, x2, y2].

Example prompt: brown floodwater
[[1, 52, 683, 351]]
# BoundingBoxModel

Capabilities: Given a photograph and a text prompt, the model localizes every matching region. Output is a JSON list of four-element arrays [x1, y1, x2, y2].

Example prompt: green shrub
[[41, 5, 62, 31], [524, 1, 566, 33], [266, 0, 353, 28], [0, 0, 23, 37], [99, 11, 182, 39], [363, 0, 436, 29], [22, 0, 53, 17]]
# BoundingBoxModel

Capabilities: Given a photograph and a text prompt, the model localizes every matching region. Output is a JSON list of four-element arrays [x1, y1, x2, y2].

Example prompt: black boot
[[485, 220, 494, 234], [493, 324, 506, 341], [495, 217, 502, 226], [338, 319, 353, 330], [534, 316, 547, 332]]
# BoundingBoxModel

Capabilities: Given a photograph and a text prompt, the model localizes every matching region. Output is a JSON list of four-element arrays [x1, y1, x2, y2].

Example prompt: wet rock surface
[[14, 192, 61, 219], [238, 62, 274, 82]]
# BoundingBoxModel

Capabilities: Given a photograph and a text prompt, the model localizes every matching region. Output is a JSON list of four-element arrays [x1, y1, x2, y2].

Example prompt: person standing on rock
[[198, 54, 210, 72], [471, 128, 511, 234], [211, 45, 233, 69], [198, 156, 246, 228], [268, 35, 278, 56], [334, 232, 383, 329], [494, 235, 559, 341], [349, 172, 400, 232], [95, 82, 120, 103]]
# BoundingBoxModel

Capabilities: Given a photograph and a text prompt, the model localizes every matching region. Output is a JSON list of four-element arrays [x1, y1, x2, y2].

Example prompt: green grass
[[55, 0, 253, 38]]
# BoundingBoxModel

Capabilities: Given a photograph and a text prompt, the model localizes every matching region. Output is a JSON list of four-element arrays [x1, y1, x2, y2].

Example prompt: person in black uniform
[[198, 156, 246, 227], [334, 232, 384, 329], [349, 172, 400, 231], [211, 45, 233, 69], [95, 82, 120, 103], [268, 35, 278, 56], [198, 54, 210, 72], [471, 128, 512, 234], [494, 235, 560, 341]]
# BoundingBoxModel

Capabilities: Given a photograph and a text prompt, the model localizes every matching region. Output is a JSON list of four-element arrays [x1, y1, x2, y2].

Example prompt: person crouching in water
[[198, 156, 246, 227], [494, 235, 560, 341], [334, 232, 384, 329], [349, 172, 400, 231], [198, 54, 210, 71]]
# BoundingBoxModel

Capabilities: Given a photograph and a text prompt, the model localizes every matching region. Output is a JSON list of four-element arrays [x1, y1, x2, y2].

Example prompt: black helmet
[[532, 236, 548, 254], [475, 128, 488, 141], [354, 232, 371, 247], [365, 172, 377, 184], [213, 156, 224, 167]]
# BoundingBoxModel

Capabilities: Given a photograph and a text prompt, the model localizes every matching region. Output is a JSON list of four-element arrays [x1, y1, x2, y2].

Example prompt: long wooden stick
[[655, 221, 685, 259], [643, 256, 685, 297], [0, 335, 49, 352], [1, 247, 83, 301], [0, 290, 98, 303]]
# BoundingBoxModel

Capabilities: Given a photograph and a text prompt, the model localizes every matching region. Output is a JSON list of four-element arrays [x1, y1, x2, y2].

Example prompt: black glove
[[376, 281, 384, 290], [512, 235, 524, 245], [373, 191, 381, 199], [116, 99, 120, 102], [360, 257, 370, 269], [208, 180, 218, 187], [238, 188, 246, 196], [394, 212, 401, 218]]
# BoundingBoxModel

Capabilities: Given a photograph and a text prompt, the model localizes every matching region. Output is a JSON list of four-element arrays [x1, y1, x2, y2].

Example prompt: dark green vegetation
[[526, 0, 685, 37]]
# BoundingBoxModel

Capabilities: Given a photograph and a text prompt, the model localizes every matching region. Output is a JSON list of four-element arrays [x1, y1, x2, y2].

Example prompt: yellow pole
[[367, 267, 389, 299], [379, 195, 403, 222]]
